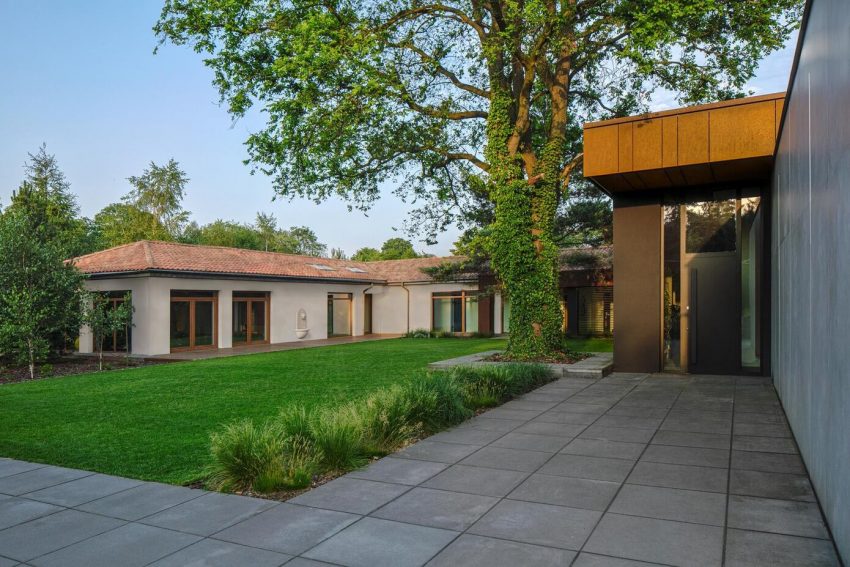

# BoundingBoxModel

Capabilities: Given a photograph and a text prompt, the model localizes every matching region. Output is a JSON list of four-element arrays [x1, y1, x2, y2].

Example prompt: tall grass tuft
[[309, 406, 368, 471], [208, 419, 284, 493], [402, 370, 472, 434], [450, 364, 552, 408], [359, 386, 420, 455]]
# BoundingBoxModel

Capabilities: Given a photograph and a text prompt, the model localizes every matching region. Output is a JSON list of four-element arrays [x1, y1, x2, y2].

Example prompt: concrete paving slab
[[584, 513, 724, 567], [730, 450, 805, 474], [29, 522, 199, 567], [347, 457, 447, 485], [538, 454, 634, 483], [24, 473, 142, 507], [214, 503, 357, 556], [561, 438, 645, 461], [303, 517, 458, 567], [141, 492, 276, 536], [724, 528, 840, 567], [729, 469, 816, 502], [147, 538, 292, 567], [468, 499, 600, 550], [732, 435, 798, 454], [459, 446, 552, 472], [0, 495, 63, 530], [0, 466, 92, 496], [371, 487, 498, 531], [0, 459, 45, 479], [532, 411, 599, 425], [456, 416, 524, 432], [394, 440, 480, 464], [650, 430, 730, 450], [609, 484, 727, 526], [490, 432, 571, 452], [727, 495, 830, 539], [733, 422, 792, 437], [626, 461, 728, 493], [572, 553, 664, 566], [640, 444, 729, 468], [594, 415, 662, 430], [427, 427, 505, 445], [0, 555, 18, 567], [508, 474, 620, 511], [425, 534, 576, 567], [579, 425, 656, 444], [0, 509, 124, 562], [77, 482, 204, 521], [514, 421, 587, 437], [422, 465, 529, 498], [290, 477, 409, 515]]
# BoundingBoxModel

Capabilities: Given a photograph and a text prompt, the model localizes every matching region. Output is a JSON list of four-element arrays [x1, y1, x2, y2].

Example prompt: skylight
[[308, 263, 336, 271], [346, 267, 367, 273]]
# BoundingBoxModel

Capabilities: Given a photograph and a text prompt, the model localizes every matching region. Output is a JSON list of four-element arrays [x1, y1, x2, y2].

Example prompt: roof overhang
[[583, 92, 785, 195], [84, 269, 388, 285]]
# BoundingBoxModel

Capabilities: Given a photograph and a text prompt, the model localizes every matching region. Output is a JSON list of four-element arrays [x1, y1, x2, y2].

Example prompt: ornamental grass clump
[[402, 370, 472, 434], [359, 386, 420, 455], [450, 363, 551, 409], [309, 406, 369, 472], [208, 419, 314, 493]]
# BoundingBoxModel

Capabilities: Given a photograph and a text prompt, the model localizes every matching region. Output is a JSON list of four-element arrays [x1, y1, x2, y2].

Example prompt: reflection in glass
[[194, 301, 214, 346], [686, 200, 736, 253], [170, 301, 191, 349], [232, 302, 248, 343], [741, 197, 762, 368], [464, 295, 479, 333], [502, 299, 511, 333], [433, 297, 462, 333], [251, 301, 266, 342], [663, 205, 682, 370], [328, 293, 352, 336]]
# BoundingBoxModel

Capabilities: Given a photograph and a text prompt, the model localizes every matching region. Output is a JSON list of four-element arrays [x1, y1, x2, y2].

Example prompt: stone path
[[0, 373, 842, 566]]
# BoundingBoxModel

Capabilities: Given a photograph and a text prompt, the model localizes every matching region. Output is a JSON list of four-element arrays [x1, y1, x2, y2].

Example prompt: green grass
[[0, 338, 504, 485], [564, 336, 613, 352]]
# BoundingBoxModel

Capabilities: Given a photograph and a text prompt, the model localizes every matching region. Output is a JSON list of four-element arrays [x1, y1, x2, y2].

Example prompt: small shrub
[[208, 419, 285, 492], [309, 407, 368, 471], [402, 371, 471, 434], [404, 328, 433, 339], [434, 330, 456, 339], [39, 363, 54, 377]]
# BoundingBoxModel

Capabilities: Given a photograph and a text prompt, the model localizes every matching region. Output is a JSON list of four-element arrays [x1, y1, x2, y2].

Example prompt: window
[[99, 291, 132, 352], [432, 291, 479, 334], [686, 199, 737, 253], [170, 291, 217, 350], [309, 264, 336, 271], [233, 292, 269, 345]]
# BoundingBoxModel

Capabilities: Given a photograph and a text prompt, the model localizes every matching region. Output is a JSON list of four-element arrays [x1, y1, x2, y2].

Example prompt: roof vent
[[308, 263, 336, 271], [346, 267, 367, 273]]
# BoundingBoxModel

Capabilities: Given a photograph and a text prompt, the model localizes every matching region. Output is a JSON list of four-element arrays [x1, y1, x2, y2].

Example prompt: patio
[[0, 372, 841, 566]]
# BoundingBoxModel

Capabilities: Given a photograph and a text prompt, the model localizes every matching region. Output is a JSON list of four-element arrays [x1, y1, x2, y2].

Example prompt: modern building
[[584, 0, 849, 558], [72, 240, 613, 357]]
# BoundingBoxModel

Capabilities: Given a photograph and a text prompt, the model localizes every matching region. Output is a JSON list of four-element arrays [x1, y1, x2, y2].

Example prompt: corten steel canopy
[[583, 92, 785, 193]]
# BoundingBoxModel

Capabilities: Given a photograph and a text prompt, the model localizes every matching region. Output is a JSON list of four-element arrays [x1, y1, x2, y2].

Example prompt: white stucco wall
[[369, 282, 480, 334], [82, 276, 372, 356]]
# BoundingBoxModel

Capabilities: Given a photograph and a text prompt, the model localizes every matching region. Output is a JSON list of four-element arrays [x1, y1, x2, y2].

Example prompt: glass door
[[170, 291, 217, 351], [327, 293, 352, 337], [232, 292, 269, 345]]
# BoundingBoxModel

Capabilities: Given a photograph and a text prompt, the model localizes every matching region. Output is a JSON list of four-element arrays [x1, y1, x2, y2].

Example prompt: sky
[[0, 1, 798, 257]]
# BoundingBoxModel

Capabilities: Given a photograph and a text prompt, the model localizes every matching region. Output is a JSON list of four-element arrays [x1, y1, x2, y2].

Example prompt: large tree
[[157, 0, 801, 358]]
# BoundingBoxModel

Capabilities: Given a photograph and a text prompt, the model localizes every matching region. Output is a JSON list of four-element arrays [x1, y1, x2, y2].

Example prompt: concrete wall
[[771, 0, 850, 559], [369, 282, 479, 334], [612, 203, 662, 372]]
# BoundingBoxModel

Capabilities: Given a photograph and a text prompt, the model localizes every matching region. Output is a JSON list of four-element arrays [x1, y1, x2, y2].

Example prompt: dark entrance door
[[364, 293, 373, 334], [685, 255, 738, 374]]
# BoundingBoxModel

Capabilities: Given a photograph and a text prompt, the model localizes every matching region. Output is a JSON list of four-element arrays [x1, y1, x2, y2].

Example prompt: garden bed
[[429, 349, 614, 379], [0, 355, 166, 384]]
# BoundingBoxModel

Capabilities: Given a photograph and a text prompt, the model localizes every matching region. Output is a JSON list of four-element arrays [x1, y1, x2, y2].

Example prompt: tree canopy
[[352, 237, 424, 261], [156, 0, 801, 358]]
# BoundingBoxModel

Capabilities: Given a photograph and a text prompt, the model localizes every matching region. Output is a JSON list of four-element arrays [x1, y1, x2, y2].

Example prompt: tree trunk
[[27, 338, 35, 380]]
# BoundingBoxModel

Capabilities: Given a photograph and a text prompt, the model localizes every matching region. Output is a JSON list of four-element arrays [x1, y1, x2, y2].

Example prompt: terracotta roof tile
[[69, 241, 463, 283]]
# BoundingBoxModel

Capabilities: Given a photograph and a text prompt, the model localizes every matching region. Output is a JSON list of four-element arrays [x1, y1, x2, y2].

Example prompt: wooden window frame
[[169, 292, 219, 352], [232, 292, 271, 346]]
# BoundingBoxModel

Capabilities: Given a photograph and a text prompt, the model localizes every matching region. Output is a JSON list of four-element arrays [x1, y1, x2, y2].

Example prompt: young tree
[[7, 145, 94, 257], [329, 247, 348, 260], [255, 212, 278, 251], [125, 159, 190, 238], [380, 238, 420, 260], [0, 209, 84, 379], [156, 0, 802, 357], [81, 292, 134, 371], [278, 226, 327, 257], [94, 203, 171, 248]]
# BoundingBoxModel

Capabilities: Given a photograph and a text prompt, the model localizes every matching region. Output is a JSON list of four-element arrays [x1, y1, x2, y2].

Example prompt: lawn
[[565, 336, 613, 352], [0, 337, 504, 485]]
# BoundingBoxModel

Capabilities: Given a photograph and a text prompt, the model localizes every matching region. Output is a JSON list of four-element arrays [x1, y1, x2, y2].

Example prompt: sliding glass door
[[170, 291, 217, 351], [432, 291, 479, 334], [327, 293, 352, 337]]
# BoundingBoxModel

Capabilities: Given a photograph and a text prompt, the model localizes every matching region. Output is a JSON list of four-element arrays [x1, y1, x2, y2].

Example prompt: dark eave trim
[[84, 269, 387, 285]]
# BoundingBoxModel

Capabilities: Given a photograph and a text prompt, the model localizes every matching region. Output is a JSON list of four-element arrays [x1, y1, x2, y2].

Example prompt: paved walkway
[[150, 333, 402, 361], [0, 373, 841, 566]]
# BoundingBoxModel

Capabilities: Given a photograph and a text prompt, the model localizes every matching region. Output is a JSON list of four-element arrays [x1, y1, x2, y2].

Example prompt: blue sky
[[0, 1, 797, 256]]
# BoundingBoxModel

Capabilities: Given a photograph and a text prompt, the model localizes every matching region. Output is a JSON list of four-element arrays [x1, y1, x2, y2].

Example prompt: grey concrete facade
[[1, 373, 840, 566], [771, 0, 850, 561]]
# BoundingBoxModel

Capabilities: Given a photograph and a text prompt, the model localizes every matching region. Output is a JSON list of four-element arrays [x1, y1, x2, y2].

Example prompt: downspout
[[401, 282, 410, 333]]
